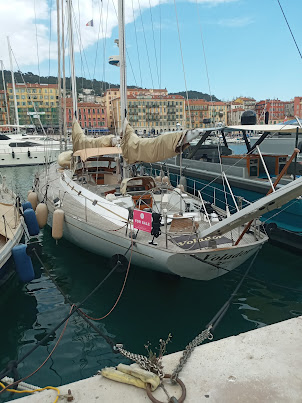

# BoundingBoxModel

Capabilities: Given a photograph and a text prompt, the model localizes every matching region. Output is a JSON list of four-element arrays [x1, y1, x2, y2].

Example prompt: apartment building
[[255, 99, 286, 124], [233, 97, 256, 110], [65, 98, 107, 132], [185, 99, 209, 129], [0, 90, 9, 130], [208, 101, 227, 126], [293, 97, 302, 118], [111, 94, 185, 134], [103, 88, 168, 129], [6, 83, 59, 128]]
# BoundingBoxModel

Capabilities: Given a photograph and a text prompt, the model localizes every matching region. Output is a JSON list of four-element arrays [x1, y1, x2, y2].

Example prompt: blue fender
[[12, 244, 35, 283], [24, 208, 40, 236], [22, 201, 32, 212]]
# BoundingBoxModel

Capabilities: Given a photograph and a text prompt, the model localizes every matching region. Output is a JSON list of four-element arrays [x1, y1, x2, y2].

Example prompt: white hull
[[0, 148, 61, 167], [0, 221, 24, 269], [43, 196, 264, 281], [0, 219, 24, 286]]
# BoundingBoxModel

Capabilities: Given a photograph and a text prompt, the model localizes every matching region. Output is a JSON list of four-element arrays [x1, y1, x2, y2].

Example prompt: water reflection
[[0, 166, 301, 400]]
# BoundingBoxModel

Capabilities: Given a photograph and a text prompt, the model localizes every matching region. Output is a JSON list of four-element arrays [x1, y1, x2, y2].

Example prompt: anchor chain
[[171, 326, 213, 383], [115, 345, 165, 379]]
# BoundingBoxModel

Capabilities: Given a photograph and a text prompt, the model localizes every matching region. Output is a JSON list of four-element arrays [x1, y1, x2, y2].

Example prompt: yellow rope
[[0, 382, 60, 403]]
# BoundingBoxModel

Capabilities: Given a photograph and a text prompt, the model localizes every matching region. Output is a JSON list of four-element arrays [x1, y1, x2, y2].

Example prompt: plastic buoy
[[12, 244, 35, 283], [24, 208, 40, 236], [27, 192, 38, 211], [155, 176, 162, 182], [22, 201, 32, 212], [52, 209, 64, 240], [36, 203, 48, 228]]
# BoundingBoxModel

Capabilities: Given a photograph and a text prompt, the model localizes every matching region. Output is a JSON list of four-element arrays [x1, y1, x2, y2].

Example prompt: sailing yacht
[[34, 0, 302, 281]]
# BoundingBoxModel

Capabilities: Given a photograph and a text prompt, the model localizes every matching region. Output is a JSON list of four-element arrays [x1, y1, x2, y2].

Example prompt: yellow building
[[234, 97, 256, 111], [111, 94, 185, 134], [103, 88, 168, 130], [0, 90, 9, 130], [208, 101, 227, 125], [185, 99, 210, 129], [7, 83, 59, 128]]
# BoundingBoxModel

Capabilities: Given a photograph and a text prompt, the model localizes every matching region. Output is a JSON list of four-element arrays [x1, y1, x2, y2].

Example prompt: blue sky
[[1, 0, 301, 101]]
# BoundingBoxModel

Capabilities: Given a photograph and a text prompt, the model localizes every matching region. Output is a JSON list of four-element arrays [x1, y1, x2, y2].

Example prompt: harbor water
[[0, 165, 302, 402]]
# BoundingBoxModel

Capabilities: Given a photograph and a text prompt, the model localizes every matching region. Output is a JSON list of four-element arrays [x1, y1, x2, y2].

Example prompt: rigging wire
[[92, 0, 104, 89], [33, 0, 41, 84], [173, 0, 192, 128], [71, 3, 93, 84], [137, 0, 155, 89], [101, 0, 110, 95], [48, 0, 54, 131], [277, 0, 302, 60], [148, 0, 160, 88], [159, 0, 162, 91], [77, 0, 84, 91], [131, 0, 143, 88], [110, 0, 139, 88], [195, 0, 214, 120]]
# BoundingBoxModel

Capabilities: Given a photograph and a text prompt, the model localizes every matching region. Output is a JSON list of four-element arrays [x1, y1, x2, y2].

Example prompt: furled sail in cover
[[72, 119, 116, 152], [121, 122, 189, 164]]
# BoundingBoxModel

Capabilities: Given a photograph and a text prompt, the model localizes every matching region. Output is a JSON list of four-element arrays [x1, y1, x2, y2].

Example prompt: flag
[[86, 19, 94, 27]]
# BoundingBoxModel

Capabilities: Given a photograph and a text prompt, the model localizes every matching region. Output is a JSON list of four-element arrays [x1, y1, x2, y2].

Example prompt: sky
[[0, 0, 301, 101]]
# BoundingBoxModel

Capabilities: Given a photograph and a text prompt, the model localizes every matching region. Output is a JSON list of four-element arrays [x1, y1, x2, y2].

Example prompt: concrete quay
[[9, 316, 302, 402]]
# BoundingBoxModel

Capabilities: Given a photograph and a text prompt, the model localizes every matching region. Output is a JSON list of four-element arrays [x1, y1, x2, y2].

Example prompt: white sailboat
[[0, 42, 61, 167], [34, 0, 302, 281]]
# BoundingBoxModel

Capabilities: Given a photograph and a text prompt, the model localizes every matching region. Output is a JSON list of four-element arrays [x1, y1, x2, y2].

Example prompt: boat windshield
[[9, 142, 39, 148]]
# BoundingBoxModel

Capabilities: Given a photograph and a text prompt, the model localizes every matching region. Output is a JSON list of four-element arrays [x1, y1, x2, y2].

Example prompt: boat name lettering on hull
[[170, 234, 230, 251], [203, 249, 251, 263]]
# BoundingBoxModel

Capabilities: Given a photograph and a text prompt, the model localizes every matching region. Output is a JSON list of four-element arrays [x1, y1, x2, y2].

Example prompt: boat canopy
[[73, 147, 122, 161], [227, 124, 300, 133], [121, 121, 188, 164]]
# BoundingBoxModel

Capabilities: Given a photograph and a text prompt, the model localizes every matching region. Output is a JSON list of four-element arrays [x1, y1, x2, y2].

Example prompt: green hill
[[170, 90, 220, 102]]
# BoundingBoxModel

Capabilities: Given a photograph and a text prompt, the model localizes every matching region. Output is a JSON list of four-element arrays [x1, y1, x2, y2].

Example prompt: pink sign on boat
[[133, 209, 152, 233]]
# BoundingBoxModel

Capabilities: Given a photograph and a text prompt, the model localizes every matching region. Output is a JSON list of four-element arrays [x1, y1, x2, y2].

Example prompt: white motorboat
[[0, 130, 61, 167]]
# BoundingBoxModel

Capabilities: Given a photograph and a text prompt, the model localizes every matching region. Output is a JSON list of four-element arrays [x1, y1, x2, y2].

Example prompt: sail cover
[[72, 120, 115, 152], [121, 123, 189, 164]]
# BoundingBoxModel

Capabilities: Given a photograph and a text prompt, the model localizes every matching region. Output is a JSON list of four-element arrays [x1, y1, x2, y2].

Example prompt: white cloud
[[191, 0, 239, 4], [0, 0, 169, 71], [217, 16, 254, 27], [0, 0, 240, 72]]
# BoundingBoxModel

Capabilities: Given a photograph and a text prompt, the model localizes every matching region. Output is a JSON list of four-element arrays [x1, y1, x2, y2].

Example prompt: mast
[[56, 0, 63, 151], [67, 0, 77, 119], [0, 60, 11, 133], [7, 37, 19, 127], [118, 0, 128, 177], [61, 0, 67, 150]]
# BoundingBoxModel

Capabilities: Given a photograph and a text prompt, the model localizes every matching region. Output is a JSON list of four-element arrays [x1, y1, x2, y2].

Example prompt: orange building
[[0, 90, 9, 130], [185, 99, 209, 129], [65, 98, 107, 132]]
